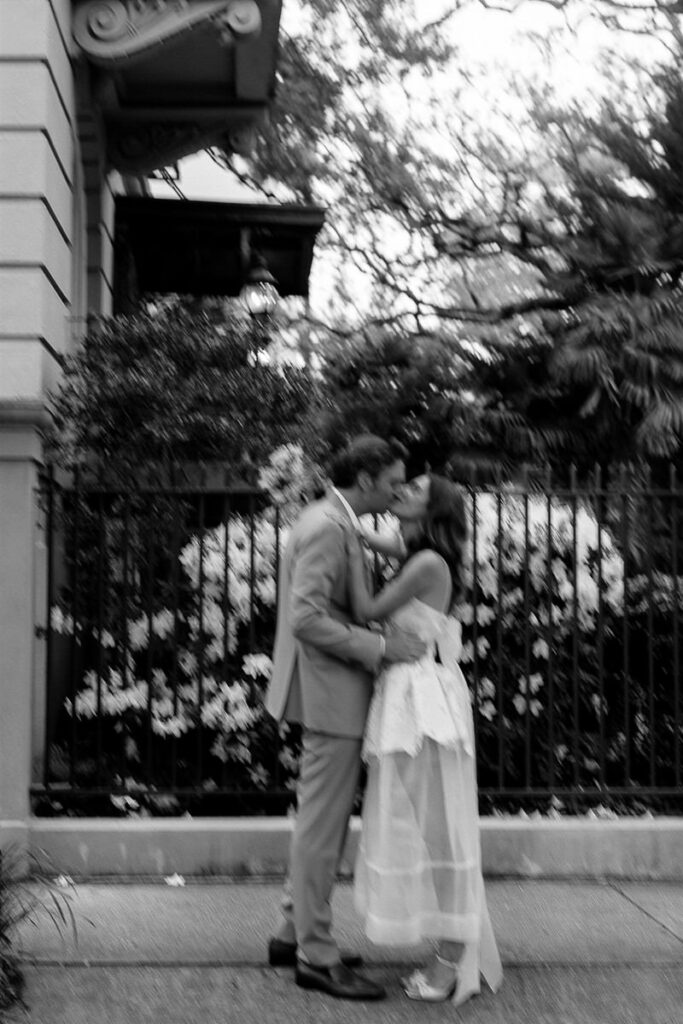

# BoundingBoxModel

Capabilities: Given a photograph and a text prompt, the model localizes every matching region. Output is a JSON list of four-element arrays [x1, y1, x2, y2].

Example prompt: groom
[[265, 434, 426, 1001]]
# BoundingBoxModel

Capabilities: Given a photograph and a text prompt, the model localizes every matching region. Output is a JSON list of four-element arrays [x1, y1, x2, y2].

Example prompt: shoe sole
[[269, 950, 363, 969], [295, 972, 385, 1000]]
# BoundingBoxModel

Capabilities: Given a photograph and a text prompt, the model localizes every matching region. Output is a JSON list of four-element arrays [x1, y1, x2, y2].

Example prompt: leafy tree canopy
[[465, 53, 683, 472], [139, 2, 683, 477], [316, 328, 473, 473], [209, 0, 676, 338]]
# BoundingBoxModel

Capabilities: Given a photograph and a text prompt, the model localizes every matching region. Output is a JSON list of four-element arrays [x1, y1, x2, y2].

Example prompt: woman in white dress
[[348, 473, 503, 1006]]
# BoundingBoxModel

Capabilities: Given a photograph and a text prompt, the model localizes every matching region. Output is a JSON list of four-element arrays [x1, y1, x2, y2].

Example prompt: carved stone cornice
[[72, 0, 262, 66], [107, 115, 262, 173]]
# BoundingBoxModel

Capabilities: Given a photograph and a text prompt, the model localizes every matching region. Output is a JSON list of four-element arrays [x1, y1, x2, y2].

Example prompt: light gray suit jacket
[[265, 493, 383, 738]]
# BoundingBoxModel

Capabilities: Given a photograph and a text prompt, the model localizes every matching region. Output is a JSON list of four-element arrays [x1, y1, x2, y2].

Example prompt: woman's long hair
[[405, 474, 469, 604]]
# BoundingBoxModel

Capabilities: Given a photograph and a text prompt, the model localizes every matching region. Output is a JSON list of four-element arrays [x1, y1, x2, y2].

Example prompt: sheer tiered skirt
[[354, 658, 503, 996]]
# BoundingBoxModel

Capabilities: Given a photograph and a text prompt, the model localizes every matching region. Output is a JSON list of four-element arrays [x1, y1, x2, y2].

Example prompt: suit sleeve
[[290, 518, 383, 672]]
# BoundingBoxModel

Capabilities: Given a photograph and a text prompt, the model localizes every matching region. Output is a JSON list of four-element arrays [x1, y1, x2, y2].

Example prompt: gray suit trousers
[[279, 729, 363, 966]]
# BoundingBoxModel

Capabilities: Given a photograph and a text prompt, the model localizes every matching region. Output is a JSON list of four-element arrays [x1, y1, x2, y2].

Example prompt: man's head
[[329, 435, 408, 515]]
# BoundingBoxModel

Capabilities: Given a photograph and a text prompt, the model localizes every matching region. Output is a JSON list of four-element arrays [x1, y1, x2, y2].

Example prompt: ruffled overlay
[[354, 600, 503, 996]]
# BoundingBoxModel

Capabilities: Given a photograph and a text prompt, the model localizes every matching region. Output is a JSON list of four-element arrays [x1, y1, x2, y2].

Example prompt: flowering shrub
[[257, 443, 326, 525], [44, 449, 683, 815], [458, 490, 683, 805]]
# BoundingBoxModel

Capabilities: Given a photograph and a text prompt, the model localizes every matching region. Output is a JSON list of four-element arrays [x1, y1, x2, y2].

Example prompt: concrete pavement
[[10, 878, 683, 1023]]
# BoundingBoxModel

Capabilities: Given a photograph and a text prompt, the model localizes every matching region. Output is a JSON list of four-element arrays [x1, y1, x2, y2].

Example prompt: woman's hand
[[358, 520, 406, 561]]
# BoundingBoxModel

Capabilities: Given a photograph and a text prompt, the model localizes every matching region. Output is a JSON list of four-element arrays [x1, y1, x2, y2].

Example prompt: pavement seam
[[608, 881, 683, 945], [18, 958, 683, 969]]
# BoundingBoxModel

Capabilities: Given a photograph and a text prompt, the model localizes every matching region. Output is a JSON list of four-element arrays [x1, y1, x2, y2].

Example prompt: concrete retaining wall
[[22, 815, 683, 880]]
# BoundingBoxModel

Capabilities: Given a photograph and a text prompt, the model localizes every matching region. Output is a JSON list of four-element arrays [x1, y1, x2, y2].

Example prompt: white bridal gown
[[354, 598, 503, 999]]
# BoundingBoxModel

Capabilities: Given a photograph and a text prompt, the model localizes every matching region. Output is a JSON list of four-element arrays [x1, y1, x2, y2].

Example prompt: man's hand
[[383, 626, 427, 664]]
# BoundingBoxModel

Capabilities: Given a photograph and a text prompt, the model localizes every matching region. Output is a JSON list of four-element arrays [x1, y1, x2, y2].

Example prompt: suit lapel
[[325, 490, 354, 529], [326, 493, 375, 593]]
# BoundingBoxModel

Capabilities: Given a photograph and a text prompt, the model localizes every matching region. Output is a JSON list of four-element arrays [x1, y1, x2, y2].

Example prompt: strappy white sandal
[[400, 946, 480, 1006]]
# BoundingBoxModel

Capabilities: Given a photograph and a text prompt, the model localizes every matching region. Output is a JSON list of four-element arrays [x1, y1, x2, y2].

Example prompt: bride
[[347, 473, 503, 1006]]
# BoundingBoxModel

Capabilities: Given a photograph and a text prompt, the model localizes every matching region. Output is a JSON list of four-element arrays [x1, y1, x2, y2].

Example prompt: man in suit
[[265, 435, 426, 1000]]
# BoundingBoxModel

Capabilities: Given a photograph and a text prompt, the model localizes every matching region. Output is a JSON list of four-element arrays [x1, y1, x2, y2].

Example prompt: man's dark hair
[[329, 434, 408, 487]]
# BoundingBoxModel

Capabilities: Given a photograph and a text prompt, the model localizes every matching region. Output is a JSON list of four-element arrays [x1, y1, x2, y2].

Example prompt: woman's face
[[391, 473, 430, 524]]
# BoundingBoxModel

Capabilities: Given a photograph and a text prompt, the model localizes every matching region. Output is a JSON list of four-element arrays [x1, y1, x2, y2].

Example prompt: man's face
[[365, 459, 406, 513]]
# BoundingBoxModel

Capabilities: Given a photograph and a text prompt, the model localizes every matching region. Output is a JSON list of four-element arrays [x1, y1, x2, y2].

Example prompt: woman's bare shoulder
[[404, 548, 450, 580]]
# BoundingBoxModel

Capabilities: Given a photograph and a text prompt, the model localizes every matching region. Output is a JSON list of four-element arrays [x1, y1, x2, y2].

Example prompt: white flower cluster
[[65, 654, 271, 748], [201, 681, 259, 733], [258, 443, 325, 525], [461, 492, 626, 721], [180, 514, 284, 642], [469, 492, 625, 611]]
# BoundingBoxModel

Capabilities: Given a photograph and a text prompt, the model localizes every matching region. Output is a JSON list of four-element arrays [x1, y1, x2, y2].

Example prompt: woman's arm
[[347, 539, 439, 623]]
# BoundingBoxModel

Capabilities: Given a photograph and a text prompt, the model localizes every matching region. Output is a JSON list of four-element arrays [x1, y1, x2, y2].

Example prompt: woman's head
[[392, 473, 469, 598]]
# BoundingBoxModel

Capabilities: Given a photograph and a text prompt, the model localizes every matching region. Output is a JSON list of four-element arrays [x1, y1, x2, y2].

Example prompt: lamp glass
[[240, 254, 279, 316], [241, 279, 279, 316]]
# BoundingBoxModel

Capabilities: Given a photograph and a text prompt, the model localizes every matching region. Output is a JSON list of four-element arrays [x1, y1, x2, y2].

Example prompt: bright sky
[[146, 2, 667, 323], [150, 2, 646, 204]]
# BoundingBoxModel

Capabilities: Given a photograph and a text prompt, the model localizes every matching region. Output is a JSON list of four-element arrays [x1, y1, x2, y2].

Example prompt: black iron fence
[[34, 465, 683, 816]]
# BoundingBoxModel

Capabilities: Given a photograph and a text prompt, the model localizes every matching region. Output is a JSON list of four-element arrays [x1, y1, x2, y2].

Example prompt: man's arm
[[290, 518, 383, 671]]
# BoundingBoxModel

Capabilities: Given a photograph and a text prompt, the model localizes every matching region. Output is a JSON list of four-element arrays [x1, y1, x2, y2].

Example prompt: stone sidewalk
[[10, 878, 683, 1023]]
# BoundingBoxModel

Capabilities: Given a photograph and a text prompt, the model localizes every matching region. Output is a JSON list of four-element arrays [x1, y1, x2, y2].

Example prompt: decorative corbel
[[72, 0, 262, 67], [222, 122, 258, 156], [107, 112, 264, 173]]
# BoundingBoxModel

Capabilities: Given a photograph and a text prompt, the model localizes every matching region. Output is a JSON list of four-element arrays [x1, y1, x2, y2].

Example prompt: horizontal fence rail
[[34, 465, 683, 816]]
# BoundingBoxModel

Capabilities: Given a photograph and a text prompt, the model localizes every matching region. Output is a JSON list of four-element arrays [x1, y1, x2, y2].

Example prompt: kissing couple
[[265, 434, 503, 1004]]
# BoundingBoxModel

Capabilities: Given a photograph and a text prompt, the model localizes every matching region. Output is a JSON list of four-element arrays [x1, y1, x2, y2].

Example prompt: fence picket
[[34, 465, 683, 816]]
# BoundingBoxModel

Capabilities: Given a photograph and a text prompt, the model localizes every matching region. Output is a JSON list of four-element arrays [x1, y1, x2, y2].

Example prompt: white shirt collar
[[330, 487, 362, 533]]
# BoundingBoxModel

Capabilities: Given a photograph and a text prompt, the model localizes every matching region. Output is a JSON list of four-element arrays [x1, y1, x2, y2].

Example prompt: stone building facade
[[0, 0, 283, 852]]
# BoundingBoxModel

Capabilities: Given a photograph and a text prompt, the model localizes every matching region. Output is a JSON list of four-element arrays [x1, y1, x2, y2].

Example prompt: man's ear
[[357, 469, 372, 492]]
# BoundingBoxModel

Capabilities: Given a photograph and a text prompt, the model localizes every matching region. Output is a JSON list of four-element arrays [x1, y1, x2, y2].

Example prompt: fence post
[[0, 406, 47, 863]]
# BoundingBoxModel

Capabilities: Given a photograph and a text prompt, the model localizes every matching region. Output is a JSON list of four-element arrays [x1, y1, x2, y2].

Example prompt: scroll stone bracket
[[106, 110, 265, 173], [73, 0, 262, 67]]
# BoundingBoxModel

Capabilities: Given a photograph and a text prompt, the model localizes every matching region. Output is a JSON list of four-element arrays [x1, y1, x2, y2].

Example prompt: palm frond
[[552, 344, 610, 384]]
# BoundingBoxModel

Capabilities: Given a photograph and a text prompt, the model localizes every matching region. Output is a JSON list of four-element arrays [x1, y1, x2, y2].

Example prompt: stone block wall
[[0, 0, 115, 842]]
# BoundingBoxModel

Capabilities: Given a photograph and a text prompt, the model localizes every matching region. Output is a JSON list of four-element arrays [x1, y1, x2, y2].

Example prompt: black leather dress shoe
[[295, 961, 386, 1000], [268, 938, 363, 969]]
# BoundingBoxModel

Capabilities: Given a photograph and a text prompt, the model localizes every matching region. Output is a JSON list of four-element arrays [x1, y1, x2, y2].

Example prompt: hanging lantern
[[239, 253, 279, 316]]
